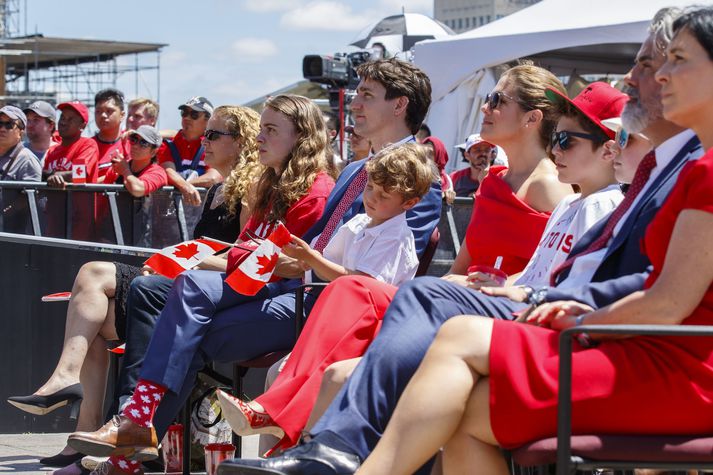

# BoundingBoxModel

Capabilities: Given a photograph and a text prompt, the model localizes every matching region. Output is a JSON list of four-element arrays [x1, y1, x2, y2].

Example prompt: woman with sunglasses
[[445, 63, 572, 288], [7, 105, 262, 475], [355, 8, 713, 474]]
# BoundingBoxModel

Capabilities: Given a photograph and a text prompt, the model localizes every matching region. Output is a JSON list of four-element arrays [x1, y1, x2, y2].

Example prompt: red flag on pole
[[225, 222, 291, 295], [144, 239, 228, 279]]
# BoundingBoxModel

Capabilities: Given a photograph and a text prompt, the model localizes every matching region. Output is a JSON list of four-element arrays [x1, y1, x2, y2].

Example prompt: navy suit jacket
[[302, 159, 442, 258], [545, 135, 702, 308]]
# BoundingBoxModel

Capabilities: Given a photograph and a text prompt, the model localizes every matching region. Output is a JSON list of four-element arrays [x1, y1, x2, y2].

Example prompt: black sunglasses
[[0, 120, 17, 130], [485, 91, 532, 111], [551, 130, 604, 151], [129, 135, 154, 148], [180, 109, 204, 120], [204, 129, 237, 141]]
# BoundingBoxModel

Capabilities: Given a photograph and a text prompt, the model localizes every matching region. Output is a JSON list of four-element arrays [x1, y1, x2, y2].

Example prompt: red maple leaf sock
[[108, 455, 141, 474], [121, 379, 166, 428]]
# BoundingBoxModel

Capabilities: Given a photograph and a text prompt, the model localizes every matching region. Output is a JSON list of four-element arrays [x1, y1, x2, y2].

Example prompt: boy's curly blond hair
[[366, 143, 437, 201]]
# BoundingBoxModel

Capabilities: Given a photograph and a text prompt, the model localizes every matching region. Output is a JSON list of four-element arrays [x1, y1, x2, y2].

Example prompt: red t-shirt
[[226, 171, 336, 274], [94, 135, 130, 178], [43, 137, 100, 183], [156, 130, 206, 170], [103, 161, 168, 196]]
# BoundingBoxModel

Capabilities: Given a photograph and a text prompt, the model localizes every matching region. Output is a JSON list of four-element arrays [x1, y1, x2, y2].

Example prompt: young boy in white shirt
[[283, 143, 435, 286]]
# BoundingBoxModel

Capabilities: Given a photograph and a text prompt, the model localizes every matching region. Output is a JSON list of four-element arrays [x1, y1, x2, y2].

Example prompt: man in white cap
[[0, 105, 41, 181], [23, 100, 57, 163], [450, 133, 496, 197]]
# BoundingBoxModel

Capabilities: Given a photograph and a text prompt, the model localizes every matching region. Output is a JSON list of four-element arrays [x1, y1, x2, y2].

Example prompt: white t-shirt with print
[[308, 211, 419, 286], [514, 184, 624, 287]]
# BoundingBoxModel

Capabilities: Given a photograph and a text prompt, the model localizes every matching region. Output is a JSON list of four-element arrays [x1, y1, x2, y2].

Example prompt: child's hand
[[282, 235, 314, 262]]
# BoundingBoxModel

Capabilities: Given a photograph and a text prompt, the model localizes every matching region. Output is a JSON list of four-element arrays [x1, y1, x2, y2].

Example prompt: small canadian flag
[[225, 222, 291, 295], [72, 163, 87, 184], [144, 239, 228, 279]]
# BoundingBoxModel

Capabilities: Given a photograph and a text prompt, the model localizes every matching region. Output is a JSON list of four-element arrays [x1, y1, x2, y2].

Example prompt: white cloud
[[231, 37, 279, 60], [242, 0, 301, 12], [162, 50, 188, 67], [379, 0, 432, 15], [280, 1, 381, 31]]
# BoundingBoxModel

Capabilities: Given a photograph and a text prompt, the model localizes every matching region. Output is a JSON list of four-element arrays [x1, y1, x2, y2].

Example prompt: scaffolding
[[0, 0, 165, 114]]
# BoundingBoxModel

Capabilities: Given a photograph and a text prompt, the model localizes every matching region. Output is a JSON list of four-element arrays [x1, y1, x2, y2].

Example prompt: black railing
[[0, 181, 208, 249]]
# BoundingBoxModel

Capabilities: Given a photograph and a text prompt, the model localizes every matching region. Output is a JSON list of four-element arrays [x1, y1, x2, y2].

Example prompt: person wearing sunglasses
[[156, 96, 221, 207], [0, 105, 41, 182], [99, 126, 167, 197], [601, 117, 653, 186]]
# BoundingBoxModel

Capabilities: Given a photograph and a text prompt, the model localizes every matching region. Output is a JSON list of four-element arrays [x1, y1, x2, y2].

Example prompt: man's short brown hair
[[355, 59, 432, 135], [366, 143, 436, 201], [128, 98, 159, 120]]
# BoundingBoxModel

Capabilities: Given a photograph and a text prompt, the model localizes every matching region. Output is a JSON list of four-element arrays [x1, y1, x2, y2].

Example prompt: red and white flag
[[144, 239, 228, 279], [225, 223, 291, 296], [41, 291, 72, 302], [72, 163, 87, 184]]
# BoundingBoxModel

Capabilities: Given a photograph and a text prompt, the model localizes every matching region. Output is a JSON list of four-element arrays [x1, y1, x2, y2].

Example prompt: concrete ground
[[0, 433, 260, 474]]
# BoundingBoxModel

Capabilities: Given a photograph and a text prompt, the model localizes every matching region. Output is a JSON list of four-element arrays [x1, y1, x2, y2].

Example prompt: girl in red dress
[[356, 9, 713, 474], [221, 65, 574, 453]]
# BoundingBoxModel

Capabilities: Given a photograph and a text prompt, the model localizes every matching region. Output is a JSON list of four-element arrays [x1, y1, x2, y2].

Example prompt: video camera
[[302, 51, 372, 89]]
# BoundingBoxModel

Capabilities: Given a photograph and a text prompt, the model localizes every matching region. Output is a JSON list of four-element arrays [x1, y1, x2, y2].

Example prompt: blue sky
[[24, 0, 432, 130]]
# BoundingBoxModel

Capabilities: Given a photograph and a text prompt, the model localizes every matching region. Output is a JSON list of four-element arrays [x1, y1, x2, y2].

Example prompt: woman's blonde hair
[[500, 63, 566, 149], [214, 105, 263, 216], [253, 94, 329, 223]]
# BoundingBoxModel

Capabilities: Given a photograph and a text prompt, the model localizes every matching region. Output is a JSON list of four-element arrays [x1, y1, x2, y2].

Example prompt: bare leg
[[35, 261, 118, 396], [357, 315, 495, 475], [304, 358, 361, 433], [442, 379, 508, 475]]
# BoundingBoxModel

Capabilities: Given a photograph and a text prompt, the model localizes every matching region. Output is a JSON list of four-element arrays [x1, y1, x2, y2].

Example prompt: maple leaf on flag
[[75, 168, 84, 176], [173, 242, 200, 260], [255, 252, 279, 276]]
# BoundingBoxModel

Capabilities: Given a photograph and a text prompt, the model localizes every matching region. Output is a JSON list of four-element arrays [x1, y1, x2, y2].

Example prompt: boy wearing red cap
[[43, 101, 100, 186]]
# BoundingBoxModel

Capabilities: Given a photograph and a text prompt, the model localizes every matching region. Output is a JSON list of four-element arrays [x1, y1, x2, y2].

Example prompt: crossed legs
[[357, 316, 508, 475]]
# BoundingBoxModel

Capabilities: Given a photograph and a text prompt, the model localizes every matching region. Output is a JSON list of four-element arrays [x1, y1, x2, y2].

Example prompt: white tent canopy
[[413, 0, 697, 171]]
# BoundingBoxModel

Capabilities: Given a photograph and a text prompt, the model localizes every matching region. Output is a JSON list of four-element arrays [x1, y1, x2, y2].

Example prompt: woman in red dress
[[356, 9, 713, 474], [221, 65, 573, 451]]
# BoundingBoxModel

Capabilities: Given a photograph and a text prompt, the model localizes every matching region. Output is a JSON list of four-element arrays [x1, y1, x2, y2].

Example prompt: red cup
[[162, 424, 183, 474], [467, 264, 508, 286], [205, 442, 236, 475]]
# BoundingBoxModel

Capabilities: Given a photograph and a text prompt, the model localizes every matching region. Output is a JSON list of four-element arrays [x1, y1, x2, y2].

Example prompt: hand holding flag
[[144, 238, 229, 279], [225, 222, 291, 295]]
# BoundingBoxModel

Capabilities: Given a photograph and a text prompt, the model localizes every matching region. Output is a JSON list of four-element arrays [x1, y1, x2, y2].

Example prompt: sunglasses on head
[[551, 130, 603, 151], [484, 91, 531, 111], [0, 120, 17, 130], [129, 135, 153, 148], [615, 127, 629, 149], [180, 109, 204, 120], [204, 129, 237, 141]]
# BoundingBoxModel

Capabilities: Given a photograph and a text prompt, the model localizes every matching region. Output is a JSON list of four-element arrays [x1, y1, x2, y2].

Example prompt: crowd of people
[[4, 4, 713, 475]]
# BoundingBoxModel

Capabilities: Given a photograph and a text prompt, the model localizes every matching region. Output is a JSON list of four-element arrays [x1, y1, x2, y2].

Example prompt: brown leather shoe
[[67, 415, 158, 461]]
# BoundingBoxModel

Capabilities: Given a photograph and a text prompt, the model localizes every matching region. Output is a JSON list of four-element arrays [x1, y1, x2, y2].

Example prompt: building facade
[[435, 0, 541, 33]]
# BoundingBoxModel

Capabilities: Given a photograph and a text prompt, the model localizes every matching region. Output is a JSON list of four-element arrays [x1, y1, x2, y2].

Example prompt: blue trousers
[[311, 276, 526, 464], [132, 270, 313, 439]]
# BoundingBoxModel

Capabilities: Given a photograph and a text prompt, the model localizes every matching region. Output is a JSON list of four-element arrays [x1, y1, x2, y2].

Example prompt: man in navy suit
[[91, 58, 442, 459], [220, 8, 700, 475]]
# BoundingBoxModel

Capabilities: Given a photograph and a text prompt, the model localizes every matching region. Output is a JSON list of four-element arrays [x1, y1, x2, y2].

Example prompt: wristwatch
[[574, 314, 595, 348], [522, 286, 548, 306]]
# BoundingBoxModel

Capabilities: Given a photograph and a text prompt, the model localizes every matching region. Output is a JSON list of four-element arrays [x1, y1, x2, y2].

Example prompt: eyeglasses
[[615, 127, 629, 149], [129, 135, 154, 148], [484, 91, 532, 111], [204, 129, 237, 141], [551, 130, 603, 151], [180, 109, 204, 120], [0, 120, 17, 130]]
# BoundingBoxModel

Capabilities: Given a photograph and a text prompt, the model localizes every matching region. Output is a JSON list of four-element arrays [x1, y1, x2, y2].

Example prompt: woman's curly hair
[[214, 105, 263, 217], [253, 94, 329, 223]]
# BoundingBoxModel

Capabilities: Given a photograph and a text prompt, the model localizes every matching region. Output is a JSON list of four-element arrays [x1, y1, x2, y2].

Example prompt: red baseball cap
[[57, 101, 89, 124], [545, 82, 628, 139]]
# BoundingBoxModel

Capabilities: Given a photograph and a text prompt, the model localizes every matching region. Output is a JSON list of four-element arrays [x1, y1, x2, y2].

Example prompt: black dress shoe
[[217, 441, 361, 475], [39, 451, 84, 467], [8, 383, 83, 419]]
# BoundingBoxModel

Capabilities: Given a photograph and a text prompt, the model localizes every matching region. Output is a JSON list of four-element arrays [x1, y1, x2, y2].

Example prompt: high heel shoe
[[216, 389, 284, 438], [7, 383, 83, 419], [40, 451, 84, 467]]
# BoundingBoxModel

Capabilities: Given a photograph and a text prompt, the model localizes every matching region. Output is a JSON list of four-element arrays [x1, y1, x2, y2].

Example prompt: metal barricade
[[0, 181, 207, 248]]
